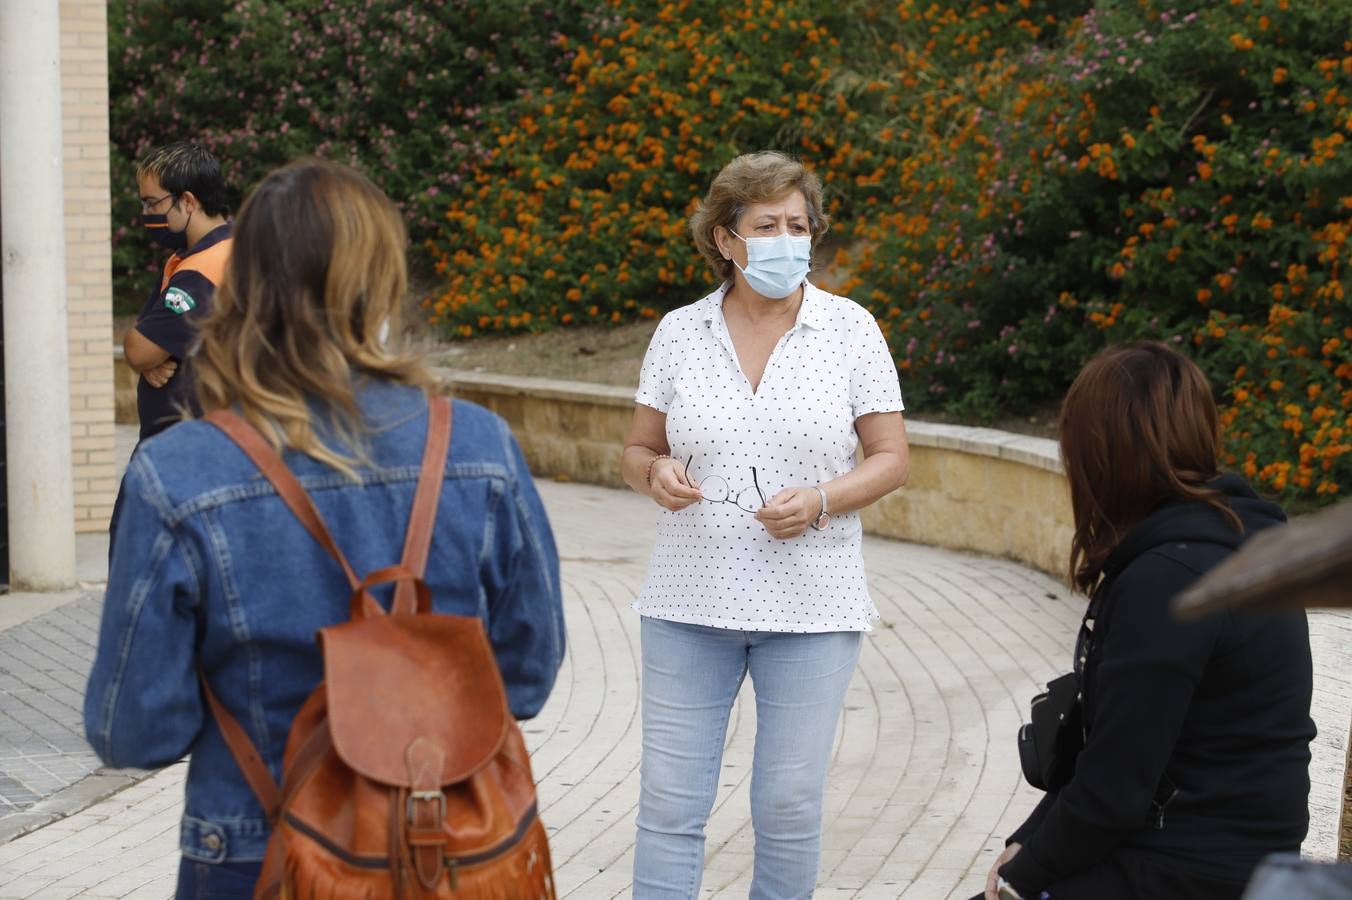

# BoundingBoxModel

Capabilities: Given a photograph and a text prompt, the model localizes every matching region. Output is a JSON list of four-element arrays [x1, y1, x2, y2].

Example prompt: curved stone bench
[[434, 369, 1073, 578]]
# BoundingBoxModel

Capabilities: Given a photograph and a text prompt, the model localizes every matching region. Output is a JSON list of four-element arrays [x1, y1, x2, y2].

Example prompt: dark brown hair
[[1059, 341, 1240, 594], [194, 158, 432, 477]]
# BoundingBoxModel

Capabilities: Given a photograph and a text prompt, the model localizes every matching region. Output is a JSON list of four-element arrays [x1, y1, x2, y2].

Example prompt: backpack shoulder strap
[[392, 396, 453, 615], [205, 410, 360, 589], [201, 409, 361, 819], [195, 400, 450, 815], [197, 670, 282, 820]]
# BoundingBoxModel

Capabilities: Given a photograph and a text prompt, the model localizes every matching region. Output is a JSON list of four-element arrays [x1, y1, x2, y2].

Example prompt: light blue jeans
[[633, 617, 863, 899]]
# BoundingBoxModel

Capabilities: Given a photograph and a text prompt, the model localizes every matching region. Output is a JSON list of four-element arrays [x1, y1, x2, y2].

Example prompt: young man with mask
[[126, 142, 232, 441]]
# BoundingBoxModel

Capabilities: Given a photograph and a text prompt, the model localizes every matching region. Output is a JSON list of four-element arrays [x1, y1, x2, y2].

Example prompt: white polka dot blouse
[[633, 280, 905, 633]]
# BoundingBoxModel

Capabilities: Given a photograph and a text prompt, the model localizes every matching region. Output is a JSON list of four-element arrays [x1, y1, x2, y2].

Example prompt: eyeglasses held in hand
[[681, 455, 766, 514]]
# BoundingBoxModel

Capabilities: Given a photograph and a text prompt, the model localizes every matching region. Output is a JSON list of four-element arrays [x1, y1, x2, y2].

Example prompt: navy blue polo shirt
[[135, 223, 232, 441]]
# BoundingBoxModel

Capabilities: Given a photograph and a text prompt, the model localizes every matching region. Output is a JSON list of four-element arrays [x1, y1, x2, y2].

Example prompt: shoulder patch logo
[[163, 287, 196, 314]]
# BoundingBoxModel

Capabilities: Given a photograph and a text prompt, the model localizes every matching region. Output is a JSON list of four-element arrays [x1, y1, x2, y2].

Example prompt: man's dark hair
[[136, 142, 230, 217]]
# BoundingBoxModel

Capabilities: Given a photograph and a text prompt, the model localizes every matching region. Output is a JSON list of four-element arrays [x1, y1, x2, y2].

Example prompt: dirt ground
[[423, 320, 660, 389]]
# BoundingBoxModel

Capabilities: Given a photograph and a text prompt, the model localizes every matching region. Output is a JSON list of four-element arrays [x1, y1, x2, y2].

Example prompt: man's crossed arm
[[123, 328, 178, 388]]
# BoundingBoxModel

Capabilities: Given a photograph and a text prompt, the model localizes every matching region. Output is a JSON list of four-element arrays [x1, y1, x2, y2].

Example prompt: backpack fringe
[[443, 818, 556, 900], [277, 847, 376, 900], [275, 818, 555, 900]]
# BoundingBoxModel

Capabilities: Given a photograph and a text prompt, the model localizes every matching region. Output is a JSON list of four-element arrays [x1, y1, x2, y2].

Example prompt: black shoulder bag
[[1016, 583, 1178, 827], [1016, 584, 1105, 792], [1017, 670, 1084, 792]]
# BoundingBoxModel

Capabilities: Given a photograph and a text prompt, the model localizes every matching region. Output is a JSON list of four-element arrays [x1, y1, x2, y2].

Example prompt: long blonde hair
[[194, 158, 432, 475]]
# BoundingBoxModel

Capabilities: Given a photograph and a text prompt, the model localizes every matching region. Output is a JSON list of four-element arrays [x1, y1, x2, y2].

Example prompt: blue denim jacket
[[84, 381, 564, 863]]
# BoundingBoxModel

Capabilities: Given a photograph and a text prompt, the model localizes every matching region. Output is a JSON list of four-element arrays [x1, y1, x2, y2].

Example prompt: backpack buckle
[[407, 789, 447, 825]]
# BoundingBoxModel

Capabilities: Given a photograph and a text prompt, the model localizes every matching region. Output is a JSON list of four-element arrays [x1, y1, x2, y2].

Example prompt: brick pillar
[[59, 0, 115, 533]]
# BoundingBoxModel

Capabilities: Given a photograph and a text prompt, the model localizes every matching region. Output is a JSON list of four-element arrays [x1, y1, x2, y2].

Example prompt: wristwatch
[[810, 486, 831, 531]]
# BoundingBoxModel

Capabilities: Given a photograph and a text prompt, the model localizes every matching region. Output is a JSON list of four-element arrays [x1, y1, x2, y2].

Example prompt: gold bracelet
[[645, 453, 672, 488]]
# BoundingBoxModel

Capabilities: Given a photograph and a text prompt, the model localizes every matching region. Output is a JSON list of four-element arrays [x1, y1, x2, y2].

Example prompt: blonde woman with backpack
[[85, 159, 565, 898]]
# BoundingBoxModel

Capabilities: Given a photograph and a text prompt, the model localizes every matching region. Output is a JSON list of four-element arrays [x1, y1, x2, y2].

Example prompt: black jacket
[[1002, 475, 1316, 896]]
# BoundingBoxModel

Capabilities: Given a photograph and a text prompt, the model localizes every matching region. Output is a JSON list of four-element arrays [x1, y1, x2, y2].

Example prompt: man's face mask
[[141, 192, 190, 252]]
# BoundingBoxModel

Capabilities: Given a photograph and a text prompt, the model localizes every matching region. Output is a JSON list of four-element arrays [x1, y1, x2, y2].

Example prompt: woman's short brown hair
[[1059, 341, 1240, 594], [689, 151, 829, 281]]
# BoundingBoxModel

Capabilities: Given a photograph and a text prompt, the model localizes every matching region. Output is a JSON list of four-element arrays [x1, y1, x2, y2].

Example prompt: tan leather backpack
[[200, 398, 556, 899]]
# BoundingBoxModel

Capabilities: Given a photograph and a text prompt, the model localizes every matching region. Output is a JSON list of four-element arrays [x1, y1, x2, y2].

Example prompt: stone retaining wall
[[436, 369, 1074, 578], [114, 362, 1073, 576]]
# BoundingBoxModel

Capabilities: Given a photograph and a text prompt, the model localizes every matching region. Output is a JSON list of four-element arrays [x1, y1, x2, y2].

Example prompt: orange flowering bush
[[1086, 3, 1350, 503], [425, 0, 1351, 504], [423, 0, 910, 333]]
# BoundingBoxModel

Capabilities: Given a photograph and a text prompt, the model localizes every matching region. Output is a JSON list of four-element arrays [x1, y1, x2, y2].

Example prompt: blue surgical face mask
[[732, 230, 811, 299]]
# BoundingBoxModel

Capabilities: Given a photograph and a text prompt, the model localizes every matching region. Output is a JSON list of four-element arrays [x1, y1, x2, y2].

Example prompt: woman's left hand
[[755, 487, 823, 539], [985, 842, 1021, 899]]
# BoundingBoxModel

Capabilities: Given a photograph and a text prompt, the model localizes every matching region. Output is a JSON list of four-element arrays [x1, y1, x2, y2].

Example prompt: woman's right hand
[[985, 842, 1021, 899], [649, 457, 702, 511]]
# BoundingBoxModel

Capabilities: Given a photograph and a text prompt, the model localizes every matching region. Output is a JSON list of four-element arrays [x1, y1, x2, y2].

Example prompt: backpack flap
[[320, 613, 510, 788]]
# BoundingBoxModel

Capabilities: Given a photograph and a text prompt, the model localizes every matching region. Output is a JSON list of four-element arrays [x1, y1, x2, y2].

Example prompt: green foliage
[[108, 0, 607, 311], [846, 0, 1352, 499], [422, 0, 905, 332], [109, 0, 1352, 503], [424, 0, 1350, 502]]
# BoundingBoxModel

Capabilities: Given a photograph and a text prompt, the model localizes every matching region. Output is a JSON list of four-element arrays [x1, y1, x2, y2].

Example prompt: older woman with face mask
[[620, 150, 910, 898]]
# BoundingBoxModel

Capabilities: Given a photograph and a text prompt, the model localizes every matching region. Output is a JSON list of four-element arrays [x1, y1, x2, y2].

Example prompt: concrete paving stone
[[855, 883, 915, 899], [0, 782, 37, 807], [928, 842, 983, 872], [0, 878, 64, 899], [897, 866, 965, 899], [947, 874, 988, 900], [114, 875, 179, 900], [35, 752, 95, 772], [832, 853, 890, 880], [0, 600, 123, 826], [1, 472, 1349, 896]]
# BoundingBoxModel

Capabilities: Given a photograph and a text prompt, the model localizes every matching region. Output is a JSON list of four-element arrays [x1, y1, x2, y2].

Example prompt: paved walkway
[[0, 594, 104, 823], [0, 430, 1347, 897]]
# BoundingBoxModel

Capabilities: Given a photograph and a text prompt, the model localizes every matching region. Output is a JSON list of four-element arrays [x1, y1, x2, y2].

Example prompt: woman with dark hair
[[85, 159, 565, 897], [983, 342, 1315, 900]]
